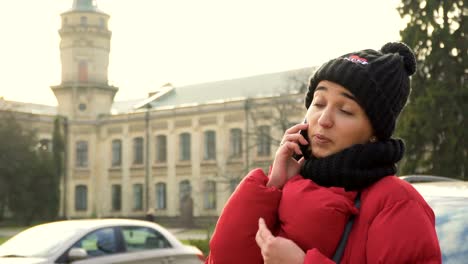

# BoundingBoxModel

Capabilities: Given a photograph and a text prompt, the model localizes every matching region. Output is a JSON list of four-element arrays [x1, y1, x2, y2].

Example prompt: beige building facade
[[1, 0, 313, 224]]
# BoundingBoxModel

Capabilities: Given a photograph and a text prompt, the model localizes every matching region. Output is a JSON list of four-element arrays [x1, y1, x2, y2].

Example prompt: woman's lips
[[312, 134, 332, 144]]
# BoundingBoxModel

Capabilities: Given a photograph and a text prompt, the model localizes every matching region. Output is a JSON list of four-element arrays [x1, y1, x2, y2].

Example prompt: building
[[1, 0, 313, 225]]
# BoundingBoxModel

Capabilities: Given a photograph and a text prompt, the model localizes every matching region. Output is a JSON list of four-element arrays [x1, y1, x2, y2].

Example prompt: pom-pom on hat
[[305, 42, 416, 140]]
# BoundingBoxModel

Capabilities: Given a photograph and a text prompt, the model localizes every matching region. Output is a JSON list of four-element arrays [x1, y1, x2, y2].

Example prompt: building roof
[[0, 97, 57, 116], [2, 67, 315, 116], [141, 67, 314, 110]]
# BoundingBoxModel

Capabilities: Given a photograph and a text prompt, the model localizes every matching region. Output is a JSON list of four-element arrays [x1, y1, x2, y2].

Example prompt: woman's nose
[[317, 108, 333, 128]]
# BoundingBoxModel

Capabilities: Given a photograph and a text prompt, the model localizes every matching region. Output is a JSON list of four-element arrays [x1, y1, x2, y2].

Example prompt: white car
[[411, 181, 468, 264], [0, 219, 204, 264]]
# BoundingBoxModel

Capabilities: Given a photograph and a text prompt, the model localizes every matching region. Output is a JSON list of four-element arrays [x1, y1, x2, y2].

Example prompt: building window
[[203, 181, 217, 210], [76, 140, 88, 167], [155, 135, 167, 162], [155, 183, 166, 210], [38, 138, 52, 152], [179, 133, 191, 161], [229, 128, 243, 158], [204, 130, 216, 160], [78, 103, 87, 111], [179, 180, 192, 203], [111, 139, 122, 167], [257, 125, 271, 156], [99, 17, 106, 29], [75, 185, 87, 211], [78, 61, 88, 82], [229, 178, 240, 193], [133, 137, 144, 165], [133, 184, 143, 211], [80, 16, 87, 26], [111, 184, 121, 211]]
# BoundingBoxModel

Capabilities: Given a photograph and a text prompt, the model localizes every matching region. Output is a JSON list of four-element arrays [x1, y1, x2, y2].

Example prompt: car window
[[72, 227, 118, 257], [121, 226, 171, 252], [428, 197, 468, 264]]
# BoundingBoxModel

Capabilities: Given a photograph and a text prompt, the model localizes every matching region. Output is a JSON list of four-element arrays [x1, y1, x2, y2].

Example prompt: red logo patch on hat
[[344, 55, 368, 65]]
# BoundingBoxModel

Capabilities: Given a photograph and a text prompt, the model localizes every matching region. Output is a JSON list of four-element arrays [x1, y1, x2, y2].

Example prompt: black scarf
[[300, 139, 405, 191]]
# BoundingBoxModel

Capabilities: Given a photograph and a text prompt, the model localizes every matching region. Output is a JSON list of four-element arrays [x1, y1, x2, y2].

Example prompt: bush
[[185, 239, 210, 257]]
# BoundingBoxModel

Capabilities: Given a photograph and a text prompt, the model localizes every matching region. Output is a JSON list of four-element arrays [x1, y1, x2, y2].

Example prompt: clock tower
[[51, 0, 118, 120]]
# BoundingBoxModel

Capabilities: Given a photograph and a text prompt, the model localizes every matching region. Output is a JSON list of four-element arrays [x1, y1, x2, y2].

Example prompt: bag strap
[[332, 192, 361, 263]]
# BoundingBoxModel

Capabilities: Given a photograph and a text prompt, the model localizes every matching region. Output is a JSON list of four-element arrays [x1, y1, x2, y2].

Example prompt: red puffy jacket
[[206, 169, 441, 263]]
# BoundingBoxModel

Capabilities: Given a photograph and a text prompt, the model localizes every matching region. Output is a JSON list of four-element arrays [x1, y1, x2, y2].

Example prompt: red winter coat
[[206, 169, 441, 264]]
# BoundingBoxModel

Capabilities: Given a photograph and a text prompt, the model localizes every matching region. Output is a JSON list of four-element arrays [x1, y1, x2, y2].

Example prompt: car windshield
[[426, 196, 468, 264], [0, 223, 81, 258]]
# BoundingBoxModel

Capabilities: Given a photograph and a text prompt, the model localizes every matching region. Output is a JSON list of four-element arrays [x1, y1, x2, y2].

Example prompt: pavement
[[167, 228, 210, 240], [0, 228, 23, 237]]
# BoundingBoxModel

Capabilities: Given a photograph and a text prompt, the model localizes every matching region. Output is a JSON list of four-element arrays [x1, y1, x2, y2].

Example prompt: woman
[[206, 42, 441, 263]]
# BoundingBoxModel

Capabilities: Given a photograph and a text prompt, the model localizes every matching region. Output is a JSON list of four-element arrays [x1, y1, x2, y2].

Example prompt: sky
[[0, 0, 406, 106]]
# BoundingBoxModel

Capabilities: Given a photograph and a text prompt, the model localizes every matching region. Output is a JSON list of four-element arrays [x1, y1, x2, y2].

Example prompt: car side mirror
[[68, 247, 88, 261]]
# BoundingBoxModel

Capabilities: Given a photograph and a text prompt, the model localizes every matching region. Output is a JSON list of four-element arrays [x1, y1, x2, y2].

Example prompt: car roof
[[31, 218, 180, 242], [399, 175, 461, 183], [34, 218, 158, 229], [412, 181, 468, 198]]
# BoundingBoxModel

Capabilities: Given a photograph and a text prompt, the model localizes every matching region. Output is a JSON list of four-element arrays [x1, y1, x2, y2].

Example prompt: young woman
[[206, 42, 441, 264]]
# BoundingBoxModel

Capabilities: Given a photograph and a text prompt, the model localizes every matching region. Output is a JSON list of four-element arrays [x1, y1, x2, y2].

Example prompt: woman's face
[[305, 80, 374, 158]]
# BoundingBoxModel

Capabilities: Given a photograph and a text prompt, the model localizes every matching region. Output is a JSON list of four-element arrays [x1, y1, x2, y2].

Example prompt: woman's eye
[[340, 109, 353, 115], [312, 102, 325, 107]]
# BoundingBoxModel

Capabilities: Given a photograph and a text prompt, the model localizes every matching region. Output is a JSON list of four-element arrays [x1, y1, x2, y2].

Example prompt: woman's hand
[[256, 218, 305, 264], [268, 123, 309, 189]]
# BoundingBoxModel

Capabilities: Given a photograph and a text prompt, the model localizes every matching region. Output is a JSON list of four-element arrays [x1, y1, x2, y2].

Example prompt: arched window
[[78, 60, 88, 82], [204, 130, 216, 160], [99, 17, 106, 29], [39, 138, 52, 152], [133, 184, 143, 210], [155, 183, 167, 210], [257, 125, 271, 156], [203, 180, 217, 210], [179, 180, 192, 203], [133, 137, 144, 165], [111, 184, 121, 211], [75, 185, 88, 211], [229, 128, 243, 158], [80, 16, 88, 26], [179, 133, 191, 161], [111, 139, 122, 167], [155, 135, 167, 162], [76, 140, 88, 167]]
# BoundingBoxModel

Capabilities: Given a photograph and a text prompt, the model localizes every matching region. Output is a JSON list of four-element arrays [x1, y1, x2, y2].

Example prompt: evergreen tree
[[50, 117, 65, 220], [396, 0, 467, 179]]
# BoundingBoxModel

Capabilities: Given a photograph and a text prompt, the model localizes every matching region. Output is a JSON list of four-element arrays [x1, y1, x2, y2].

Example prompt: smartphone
[[293, 118, 311, 160]]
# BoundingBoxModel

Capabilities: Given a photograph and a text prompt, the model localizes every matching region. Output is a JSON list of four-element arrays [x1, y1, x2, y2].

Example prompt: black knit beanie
[[305, 42, 417, 140]]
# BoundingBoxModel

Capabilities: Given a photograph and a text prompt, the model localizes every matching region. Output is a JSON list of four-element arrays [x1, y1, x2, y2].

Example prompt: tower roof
[[72, 0, 98, 12]]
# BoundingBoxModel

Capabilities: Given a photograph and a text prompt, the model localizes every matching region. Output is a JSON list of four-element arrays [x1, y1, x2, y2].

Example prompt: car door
[[108, 225, 180, 264], [68, 226, 125, 264]]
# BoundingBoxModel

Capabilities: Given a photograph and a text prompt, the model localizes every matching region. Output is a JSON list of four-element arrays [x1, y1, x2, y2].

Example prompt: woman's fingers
[[257, 217, 306, 264], [280, 123, 309, 146], [281, 141, 302, 156], [281, 133, 309, 146], [256, 218, 273, 250], [284, 123, 308, 134]]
